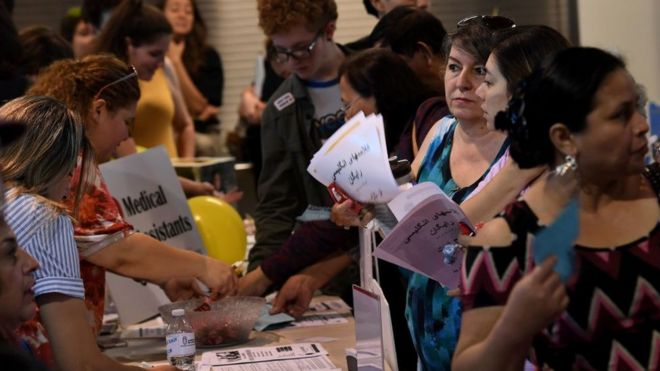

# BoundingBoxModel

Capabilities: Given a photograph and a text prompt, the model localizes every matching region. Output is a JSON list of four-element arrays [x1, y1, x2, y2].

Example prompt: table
[[105, 296, 356, 370]]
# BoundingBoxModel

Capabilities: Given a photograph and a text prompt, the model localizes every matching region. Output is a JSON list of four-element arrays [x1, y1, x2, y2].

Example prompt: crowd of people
[[0, 0, 657, 370]]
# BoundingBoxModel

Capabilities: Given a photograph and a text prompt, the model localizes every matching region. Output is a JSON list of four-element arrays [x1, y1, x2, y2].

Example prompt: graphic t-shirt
[[305, 78, 345, 142]]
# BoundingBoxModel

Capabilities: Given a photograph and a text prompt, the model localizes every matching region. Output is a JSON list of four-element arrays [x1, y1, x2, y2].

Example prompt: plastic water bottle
[[166, 309, 196, 370]]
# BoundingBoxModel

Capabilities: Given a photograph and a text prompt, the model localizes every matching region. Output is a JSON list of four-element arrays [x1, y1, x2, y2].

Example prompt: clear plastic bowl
[[159, 296, 266, 347]]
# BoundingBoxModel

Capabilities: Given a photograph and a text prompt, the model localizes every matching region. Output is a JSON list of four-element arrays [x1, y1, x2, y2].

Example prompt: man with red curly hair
[[243, 0, 359, 314]]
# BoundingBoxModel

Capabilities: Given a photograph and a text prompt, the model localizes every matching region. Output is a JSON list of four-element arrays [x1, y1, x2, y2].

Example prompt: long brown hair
[[94, 0, 172, 62], [155, 0, 207, 76]]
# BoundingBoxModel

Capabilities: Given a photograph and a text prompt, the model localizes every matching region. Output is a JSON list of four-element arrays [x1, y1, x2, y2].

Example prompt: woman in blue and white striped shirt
[[0, 96, 94, 306], [0, 96, 177, 371]]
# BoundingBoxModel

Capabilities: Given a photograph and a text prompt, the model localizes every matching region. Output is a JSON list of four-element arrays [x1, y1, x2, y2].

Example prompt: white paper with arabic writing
[[307, 113, 400, 203], [375, 182, 473, 288]]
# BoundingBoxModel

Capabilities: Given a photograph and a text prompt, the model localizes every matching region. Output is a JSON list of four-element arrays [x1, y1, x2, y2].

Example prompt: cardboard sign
[[100, 146, 205, 254], [99, 147, 206, 324]]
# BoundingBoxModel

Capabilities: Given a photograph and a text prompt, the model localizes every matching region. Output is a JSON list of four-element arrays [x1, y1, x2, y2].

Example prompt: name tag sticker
[[274, 92, 295, 111]]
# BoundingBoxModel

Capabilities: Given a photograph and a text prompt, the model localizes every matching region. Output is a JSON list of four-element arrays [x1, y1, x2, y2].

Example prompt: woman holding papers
[[392, 19, 511, 370], [0, 96, 178, 371], [16, 55, 235, 371], [329, 23, 572, 370], [453, 48, 659, 370]]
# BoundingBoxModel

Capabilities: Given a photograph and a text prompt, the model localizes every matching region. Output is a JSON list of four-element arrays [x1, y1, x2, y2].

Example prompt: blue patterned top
[[405, 116, 509, 370]]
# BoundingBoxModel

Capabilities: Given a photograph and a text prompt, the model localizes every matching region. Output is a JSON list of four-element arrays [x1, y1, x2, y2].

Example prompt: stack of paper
[[375, 183, 474, 289], [198, 343, 338, 371], [307, 113, 400, 204]]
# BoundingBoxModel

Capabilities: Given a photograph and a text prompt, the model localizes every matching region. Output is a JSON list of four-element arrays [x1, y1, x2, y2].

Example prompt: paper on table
[[306, 298, 351, 313], [197, 356, 338, 371], [120, 317, 167, 339], [291, 313, 348, 327], [532, 197, 578, 283], [307, 113, 400, 204], [200, 343, 328, 366], [253, 304, 295, 331], [375, 183, 473, 288]]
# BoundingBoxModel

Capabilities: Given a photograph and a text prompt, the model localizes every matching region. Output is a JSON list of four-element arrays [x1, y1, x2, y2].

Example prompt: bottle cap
[[171, 308, 185, 317]]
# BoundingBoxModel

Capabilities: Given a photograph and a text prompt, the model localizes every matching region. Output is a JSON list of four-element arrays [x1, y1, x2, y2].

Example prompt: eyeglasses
[[272, 29, 324, 63], [94, 66, 138, 100], [457, 15, 516, 30], [340, 96, 363, 115]]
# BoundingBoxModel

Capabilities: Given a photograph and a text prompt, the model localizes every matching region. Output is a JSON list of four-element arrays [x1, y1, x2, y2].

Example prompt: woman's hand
[[197, 104, 220, 121], [500, 256, 569, 341], [198, 257, 238, 299], [215, 188, 244, 204], [159, 277, 207, 301], [167, 40, 185, 63], [186, 181, 243, 203], [330, 200, 373, 228]]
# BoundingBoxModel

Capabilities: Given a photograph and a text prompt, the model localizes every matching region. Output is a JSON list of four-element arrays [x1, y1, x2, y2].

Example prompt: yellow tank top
[[133, 68, 178, 157]]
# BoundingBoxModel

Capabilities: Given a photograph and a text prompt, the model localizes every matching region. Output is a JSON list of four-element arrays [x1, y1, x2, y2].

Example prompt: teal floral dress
[[405, 117, 509, 370]]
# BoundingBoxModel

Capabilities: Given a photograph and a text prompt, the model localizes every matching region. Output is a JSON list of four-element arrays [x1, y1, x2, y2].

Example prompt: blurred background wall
[[12, 0, 658, 135]]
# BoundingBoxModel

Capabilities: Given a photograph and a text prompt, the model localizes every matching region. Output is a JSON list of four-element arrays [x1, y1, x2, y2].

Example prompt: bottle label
[[166, 332, 196, 357]]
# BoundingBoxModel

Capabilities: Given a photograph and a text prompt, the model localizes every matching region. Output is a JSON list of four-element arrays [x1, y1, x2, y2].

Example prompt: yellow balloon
[[188, 196, 246, 264]]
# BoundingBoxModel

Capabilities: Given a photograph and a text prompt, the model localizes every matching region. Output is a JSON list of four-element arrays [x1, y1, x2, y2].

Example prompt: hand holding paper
[[532, 197, 579, 283], [307, 113, 400, 204], [374, 183, 474, 289]]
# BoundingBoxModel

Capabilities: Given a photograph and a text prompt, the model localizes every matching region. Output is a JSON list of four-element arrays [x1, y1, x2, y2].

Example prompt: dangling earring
[[554, 155, 577, 176]]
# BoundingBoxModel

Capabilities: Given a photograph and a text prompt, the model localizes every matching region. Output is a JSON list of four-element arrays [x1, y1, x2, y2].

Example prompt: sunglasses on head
[[94, 66, 138, 101], [457, 15, 516, 30]]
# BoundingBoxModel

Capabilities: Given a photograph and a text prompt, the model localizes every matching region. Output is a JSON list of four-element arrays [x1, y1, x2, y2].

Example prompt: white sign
[[99, 147, 205, 324], [100, 146, 205, 253]]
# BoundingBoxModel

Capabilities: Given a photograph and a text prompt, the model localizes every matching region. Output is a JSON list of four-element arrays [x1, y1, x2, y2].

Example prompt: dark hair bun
[[501, 72, 554, 168], [502, 47, 625, 169]]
